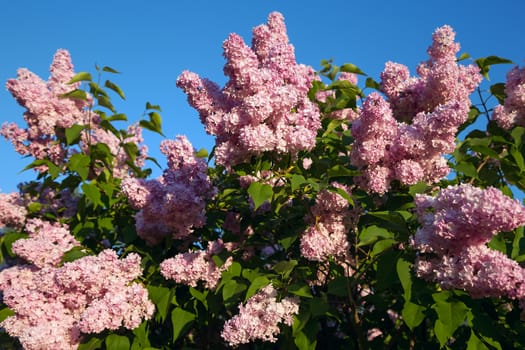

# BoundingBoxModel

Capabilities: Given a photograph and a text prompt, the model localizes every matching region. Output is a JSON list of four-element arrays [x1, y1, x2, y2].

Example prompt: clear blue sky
[[1, 0, 524, 192]]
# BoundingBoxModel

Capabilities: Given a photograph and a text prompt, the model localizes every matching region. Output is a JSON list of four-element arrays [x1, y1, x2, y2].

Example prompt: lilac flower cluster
[[350, 26, 482, 193], [221, 284, 299, 346], [300, 183, 352, 263], [177, 12, 321, 168], [411, 184, 525, 299], [160, 240, 232, 289], [121, 135, 215, 245], [11, 218, 80, 268], [492, 64, 525, 129], [0, 50, 148, 178], [0, 226, 154, 349], [0, 192, 27, 229]]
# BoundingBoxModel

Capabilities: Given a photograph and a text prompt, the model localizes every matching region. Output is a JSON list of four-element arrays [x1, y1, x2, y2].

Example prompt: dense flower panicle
[[351, 89, 472, 194], [412, 184, 525, 253], [1, 49, 148, 178], [0, 247, 153, 349], [351, 25, 482, 193], [412, 184, 525, 300], [177, 12, 321, 168], [380, 25, 481, 121], [300, 184, 352, 262], [78, 282, 155, 333], [160, 240, 233, 289], [0, 192, 27, 229], [121, 135, 215, 245], [221, 284, 300, 346], [11, 219, 80, 268], [0, 50, 90, 166], [492, 64, 525, 128], [416, 245, 525, 299]]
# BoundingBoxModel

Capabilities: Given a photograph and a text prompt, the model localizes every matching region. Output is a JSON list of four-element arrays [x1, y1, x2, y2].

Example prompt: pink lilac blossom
[[492, 64, 525, 129], [351, 26, 482, 193], [411, 184, 525, 300], [380, 25, 481, 122], [416, 245, 525, 299], [300, 183, 352, 263], [0, 247, 154, 350], [160, 240, 233, 289], [221, 284, 300, 346], [121, 135, 215, 245], [0, 192, 27, 229], [177, 12, 321, 168], [412, 184, 525, 254], [11, 218, 80, 268], [1, 49, 148, 178], [0, 50, 91, 167]]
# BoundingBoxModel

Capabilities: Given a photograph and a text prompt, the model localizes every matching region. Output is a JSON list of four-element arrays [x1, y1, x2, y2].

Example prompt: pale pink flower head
[[11, 218, 80, 268], [0, 192, 27, 229], [121, 135, 215, 245], [492, 64, 525, 128], [221, 284, 300, 346], [412, 184, 525, 254], [177, 12, 321, 168], [1, 49, 91, 167], [415, 244, 525, 300], [160, 240, 232, 289]]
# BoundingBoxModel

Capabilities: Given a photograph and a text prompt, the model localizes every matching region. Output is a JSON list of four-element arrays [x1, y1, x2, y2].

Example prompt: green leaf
[[467, 330, 491, 350], [490, 83, 507, 105], [245, 276, 271, 301], [457, 52, 471, 61], [147, 285, 172, 322], [510, 147, 525, 172], [340, 63, 366, 76], [294, 320, 319, 350], [396, 258, 412, 301], [78, 336, 103, 350], [132, 321, 151, 348], [171, 307, 195, 341], [0, 307, 14, 322], [476, 56, 514, 79], [68, 72, 92, 84], [371, 238, 396, 257], [288, 283, 313, 298], [327, 276, 348, 297], [402, 302, 426, 330], [105, 334, 130, 350], [146, 102, 162, 111], [108, 113, 127, 121], [273, 259, 298, 278], [1, 232, 28, 258], [291, 174, 307, 191], [81, 182, 103, 207], [432, 293, 469, 347], [105, 80, 126, 100], [102, 66, 120, 74], [61, 89, 88, 100], [222, 279, 247, 303], [358, 225, 393, 246], [247, 182, 273, 210], [195, 148, 208, 159], [365, 77, 381, 90], [68, 153, 90, 181], [61, 246, 90, 263], [456, 161, 479, 179], [65, 124, 84, 145]]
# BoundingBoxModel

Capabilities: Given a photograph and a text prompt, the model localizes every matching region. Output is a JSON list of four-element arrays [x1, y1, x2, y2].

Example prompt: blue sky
[[1, 0, 524, 192]]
